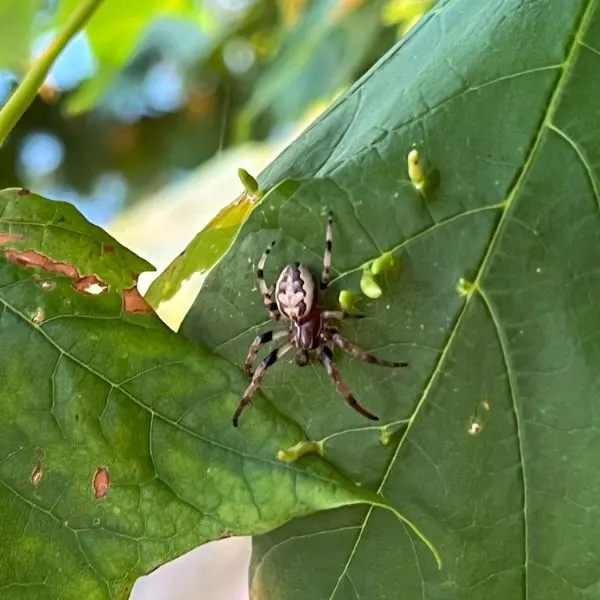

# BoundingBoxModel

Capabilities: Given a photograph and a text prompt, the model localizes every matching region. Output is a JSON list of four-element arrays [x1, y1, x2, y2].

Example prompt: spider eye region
[[275, 263, 315, 319]]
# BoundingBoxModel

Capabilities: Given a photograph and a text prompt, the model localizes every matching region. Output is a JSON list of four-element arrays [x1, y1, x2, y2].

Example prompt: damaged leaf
[[0, 188, 402, 599], [0, 188, 152, 310], [145, 181, 297, 308]]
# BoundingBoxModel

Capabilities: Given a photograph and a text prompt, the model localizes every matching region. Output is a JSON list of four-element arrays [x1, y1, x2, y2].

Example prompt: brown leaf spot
[[73, 275, 109, 295], [0, 233, 24, 245], [102, 244, 115, 253], [123, 286, 154, 313], [4, 249, 79, 279], [93, 466, 110, 499], [5, 249, 111, 297], [16, 188, 31, 196]]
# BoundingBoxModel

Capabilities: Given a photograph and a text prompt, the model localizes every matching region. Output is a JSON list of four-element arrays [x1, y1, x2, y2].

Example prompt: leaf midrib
[[0, 294, 358, 501], [326, 1, 597, 596]]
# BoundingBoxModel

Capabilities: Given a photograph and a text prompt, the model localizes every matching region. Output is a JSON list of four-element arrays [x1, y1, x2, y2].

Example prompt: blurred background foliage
[[0, 0, 436, 228]]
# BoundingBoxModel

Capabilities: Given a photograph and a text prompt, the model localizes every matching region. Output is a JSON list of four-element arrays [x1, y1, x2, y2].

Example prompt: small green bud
[[360, 266, 382, 299], [379, 420, 407, 446], [380, 429, 392, 446], [371, 251, 395, 275], [338, 290, 355, 312], [457, 278, 476, 298], [408, 148, 425, 190], [277, 440, 323, 462], [238, 168, 260, 196]]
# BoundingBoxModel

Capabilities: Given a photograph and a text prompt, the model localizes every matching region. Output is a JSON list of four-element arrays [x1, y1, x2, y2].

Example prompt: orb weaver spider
[[233, 211, 407, 427]]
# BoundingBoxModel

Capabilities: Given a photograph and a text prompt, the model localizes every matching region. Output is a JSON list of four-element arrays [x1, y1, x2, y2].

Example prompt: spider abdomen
[[275, 262, 315, 321]]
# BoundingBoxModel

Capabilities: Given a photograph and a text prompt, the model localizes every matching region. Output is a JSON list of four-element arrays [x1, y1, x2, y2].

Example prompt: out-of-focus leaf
[[181, 0, 600, 597], [55, 0, 214, 114], [238, 0, 385, 133], [0, 0, 39, 72], [0, 188, 408, 599], [382, 0, 437, 35], [277, 0, 310, 27]]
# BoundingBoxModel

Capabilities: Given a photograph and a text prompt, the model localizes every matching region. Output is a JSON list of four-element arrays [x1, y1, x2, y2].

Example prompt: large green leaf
[[182, 0, 600, 597], [0, 188, 412, 599]]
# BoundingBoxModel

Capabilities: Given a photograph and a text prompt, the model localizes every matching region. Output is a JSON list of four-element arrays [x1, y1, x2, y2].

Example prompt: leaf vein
[[252, 524, 363, 586], [0, 296, 350, 494], [547, 123, 600, 213], [478, 286, 528, 595], [328, 1, 596, 592]]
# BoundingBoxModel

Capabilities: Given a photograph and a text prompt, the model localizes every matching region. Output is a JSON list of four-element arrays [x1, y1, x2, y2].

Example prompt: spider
[[233, 211, 407, 427]]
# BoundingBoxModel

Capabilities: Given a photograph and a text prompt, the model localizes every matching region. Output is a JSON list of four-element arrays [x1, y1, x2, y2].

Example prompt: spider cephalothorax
[[233, 211, 407, 427]]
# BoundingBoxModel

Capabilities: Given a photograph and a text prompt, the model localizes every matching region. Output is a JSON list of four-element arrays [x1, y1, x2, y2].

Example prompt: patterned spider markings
[[234, 211, 407, 427]]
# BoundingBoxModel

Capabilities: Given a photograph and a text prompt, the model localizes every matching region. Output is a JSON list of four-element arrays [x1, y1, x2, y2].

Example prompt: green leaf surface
[[0, 0, 39, 72], [182, 0, 600, 597], [0, 189, 393, 599]]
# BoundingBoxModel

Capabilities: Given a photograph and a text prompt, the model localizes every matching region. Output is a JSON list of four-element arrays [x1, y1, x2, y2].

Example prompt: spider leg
[[233, 341, 294, 427], [256, 241, 281, 321], [244, 328, 291, 378], [318, 347, 379, 421], [320, 211, 333, 290], [328, 328, 407, 368], [322, 310, 366, 320]]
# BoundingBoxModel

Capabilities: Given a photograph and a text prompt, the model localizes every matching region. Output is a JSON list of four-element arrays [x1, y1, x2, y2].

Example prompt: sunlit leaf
[[145, 186, 259, 307]]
